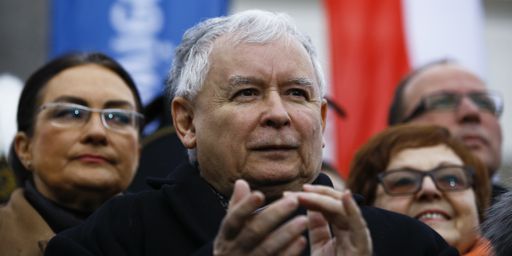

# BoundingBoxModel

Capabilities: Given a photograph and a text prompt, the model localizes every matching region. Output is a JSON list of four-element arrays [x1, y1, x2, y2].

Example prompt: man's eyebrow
[[228, 75, 265, 87], [284, 77, 314, 87], [228, 76, 315, 87]]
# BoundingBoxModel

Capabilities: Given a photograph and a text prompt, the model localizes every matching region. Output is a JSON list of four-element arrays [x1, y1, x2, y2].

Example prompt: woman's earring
[[25, 161, 32, 170]]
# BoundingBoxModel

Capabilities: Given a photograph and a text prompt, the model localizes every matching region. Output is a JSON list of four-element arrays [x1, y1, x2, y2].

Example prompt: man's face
[[174, 36, 327, 199], [402, 64, 502, 175]]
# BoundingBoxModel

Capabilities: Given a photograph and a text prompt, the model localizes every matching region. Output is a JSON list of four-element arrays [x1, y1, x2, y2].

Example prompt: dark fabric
[[127, 126, 188, 193], [46, 163, 459, 256], [24, 181, 92, 233], [491, 183, 509, 205]]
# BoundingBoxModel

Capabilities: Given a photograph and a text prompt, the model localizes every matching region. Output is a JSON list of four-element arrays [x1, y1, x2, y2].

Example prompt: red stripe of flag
[[324, 0, 410, 178]]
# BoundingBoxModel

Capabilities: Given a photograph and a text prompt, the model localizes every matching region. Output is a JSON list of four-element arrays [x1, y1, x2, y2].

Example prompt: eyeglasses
[[402, 91, 504, 122], [377, 165, 474, 196], [39, 102, 144, 133]]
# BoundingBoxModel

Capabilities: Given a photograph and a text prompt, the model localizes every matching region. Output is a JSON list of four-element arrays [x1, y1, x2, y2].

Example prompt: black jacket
[[45, 163, 458, 256]]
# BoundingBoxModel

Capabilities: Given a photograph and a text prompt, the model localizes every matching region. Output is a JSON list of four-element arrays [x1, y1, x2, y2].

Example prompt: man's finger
[[220, 190, 265, 240], [256, 216, 308, 256], [278, 236, 307, 256], [303, 184, 343, 199], [235, 195, 300, 250], [341, 190, 372, 254], [307, 210, 332, 252], [229, 179, 252, 208], [291, 191, 345, 216]]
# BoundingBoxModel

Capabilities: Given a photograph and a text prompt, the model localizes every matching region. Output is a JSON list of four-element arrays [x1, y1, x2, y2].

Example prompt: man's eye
[[428, 94, 458, 109], [233, 88, 259, 99], [472, 94, 497, 113], [287, 88, 308, 99]]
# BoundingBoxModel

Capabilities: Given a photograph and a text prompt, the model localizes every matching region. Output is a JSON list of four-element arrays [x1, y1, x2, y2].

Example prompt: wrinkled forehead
[[209, 34, 317, 78], [403, 63, 487, 111]]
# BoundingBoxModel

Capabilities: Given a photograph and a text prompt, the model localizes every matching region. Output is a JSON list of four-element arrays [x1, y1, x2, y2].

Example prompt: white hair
[[167, 9, 326, 101]]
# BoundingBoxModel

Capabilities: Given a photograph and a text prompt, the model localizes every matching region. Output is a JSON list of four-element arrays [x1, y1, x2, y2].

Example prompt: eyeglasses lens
[[432, 166, 470, 191], [469, 93, 499, 114], [47, 105, 89, 126], [381, 171, 421, 195], [103, 111, 135, 130]]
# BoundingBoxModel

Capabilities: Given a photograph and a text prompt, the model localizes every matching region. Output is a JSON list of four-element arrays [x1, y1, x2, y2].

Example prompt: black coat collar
[[148, 162, 337, 245]]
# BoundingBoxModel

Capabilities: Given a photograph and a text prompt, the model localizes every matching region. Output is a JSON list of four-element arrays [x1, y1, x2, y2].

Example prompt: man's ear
[[321, 99, 328, 148], [14, 132, 33, 171], [321, 99, 328, 132], [172, 97, 196, 149]]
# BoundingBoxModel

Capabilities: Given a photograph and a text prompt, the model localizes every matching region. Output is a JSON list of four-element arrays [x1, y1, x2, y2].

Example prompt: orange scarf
[[463, 238, 493, 256]]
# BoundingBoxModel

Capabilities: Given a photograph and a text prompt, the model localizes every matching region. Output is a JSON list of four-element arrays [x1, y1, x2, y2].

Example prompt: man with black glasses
[[388, 59, 507, 203]]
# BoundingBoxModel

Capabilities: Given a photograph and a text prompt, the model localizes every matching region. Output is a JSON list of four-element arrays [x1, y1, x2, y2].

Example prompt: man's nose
[[261, 92, 291, 129], [456, 95, 481, 124]]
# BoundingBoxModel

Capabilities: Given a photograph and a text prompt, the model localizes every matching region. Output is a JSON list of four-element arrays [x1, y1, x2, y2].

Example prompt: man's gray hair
[[167, 9, 326, 101]]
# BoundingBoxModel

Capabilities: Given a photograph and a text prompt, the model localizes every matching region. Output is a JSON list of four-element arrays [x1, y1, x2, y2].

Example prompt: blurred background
[[0, 0, 511, 188]]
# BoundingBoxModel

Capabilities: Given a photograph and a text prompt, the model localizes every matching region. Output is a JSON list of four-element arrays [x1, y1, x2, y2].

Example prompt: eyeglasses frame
[[38, 102, 144, 133], [377, 165, 475, 196], [401, 90, 504, 122]]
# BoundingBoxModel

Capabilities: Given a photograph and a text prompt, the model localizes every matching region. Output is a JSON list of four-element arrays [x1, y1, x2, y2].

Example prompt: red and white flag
[[323, 0, 485, 178]]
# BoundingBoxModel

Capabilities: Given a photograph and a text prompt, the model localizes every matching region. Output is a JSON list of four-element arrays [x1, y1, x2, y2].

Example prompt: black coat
[[45, 163, 458, 256]]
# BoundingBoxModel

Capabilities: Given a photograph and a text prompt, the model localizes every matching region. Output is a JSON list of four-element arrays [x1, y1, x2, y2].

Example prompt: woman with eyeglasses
[[0, 52, 143, 255], [347, 124, 492, 255]]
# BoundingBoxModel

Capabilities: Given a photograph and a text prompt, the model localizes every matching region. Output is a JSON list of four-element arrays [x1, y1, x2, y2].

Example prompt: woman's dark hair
[[347, 124, 491, 222], [9, 52, 143, 187]]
